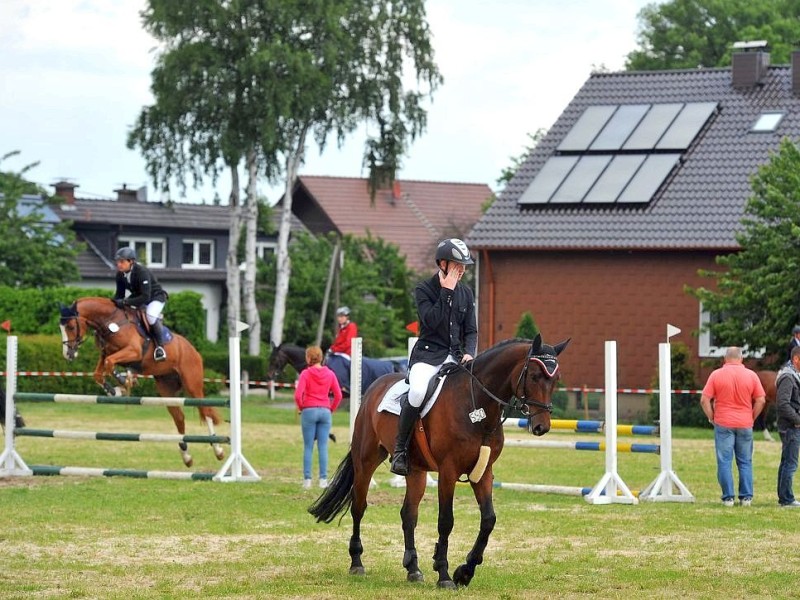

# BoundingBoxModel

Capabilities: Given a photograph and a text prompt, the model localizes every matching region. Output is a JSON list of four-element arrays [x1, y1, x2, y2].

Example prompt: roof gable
[[468, 64, 800, 250], [291, 176, 493, 274]]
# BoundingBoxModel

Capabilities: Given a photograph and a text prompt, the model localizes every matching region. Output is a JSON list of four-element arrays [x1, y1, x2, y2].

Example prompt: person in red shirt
[[328, 306, 357, 357], [295, 345, 343, 490], [700, 346, 766, 507]]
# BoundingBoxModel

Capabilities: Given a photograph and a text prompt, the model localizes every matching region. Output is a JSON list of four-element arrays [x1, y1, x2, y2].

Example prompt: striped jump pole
[[15, 428, 230, 444], [504, 418, 659, 436], [30, 465, 214, 481], [14, 392, 229, 407], [493, 481, 641, 498], [503, 439, 660, 454]]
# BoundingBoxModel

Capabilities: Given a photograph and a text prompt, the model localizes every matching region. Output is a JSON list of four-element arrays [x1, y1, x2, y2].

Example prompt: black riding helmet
[[115, 247, 137, 261], [435, 238, 474, 266]]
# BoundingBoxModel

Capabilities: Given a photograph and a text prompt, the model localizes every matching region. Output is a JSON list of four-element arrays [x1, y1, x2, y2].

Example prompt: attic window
[[520, 102, 718, 206], [751, 112, 784, 132]]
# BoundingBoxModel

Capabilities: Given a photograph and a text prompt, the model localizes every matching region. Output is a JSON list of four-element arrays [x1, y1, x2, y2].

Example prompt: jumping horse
[[58, 296, 224, 467], [309, 334, 569, 588]]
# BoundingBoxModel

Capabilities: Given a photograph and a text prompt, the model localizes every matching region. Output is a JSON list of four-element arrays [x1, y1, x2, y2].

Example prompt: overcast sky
[[0, 0, 655, 204]]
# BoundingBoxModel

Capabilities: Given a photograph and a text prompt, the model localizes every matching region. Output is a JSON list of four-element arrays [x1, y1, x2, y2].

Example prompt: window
[[118, 237, 165, 268], [182, 239, 214, 269], [751, 112, 784, 132], [255, 241, 276, 260], [698, 304, 764, 358]]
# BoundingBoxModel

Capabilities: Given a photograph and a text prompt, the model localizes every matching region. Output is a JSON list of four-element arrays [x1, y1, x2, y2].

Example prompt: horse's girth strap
[[413, 420, 439, 472]]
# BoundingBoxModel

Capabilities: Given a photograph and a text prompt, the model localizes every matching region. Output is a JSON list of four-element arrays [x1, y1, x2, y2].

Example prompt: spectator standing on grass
[[294, 345, 342, 490], [775, 346, 800, 507], [700, 346, 766, 507]]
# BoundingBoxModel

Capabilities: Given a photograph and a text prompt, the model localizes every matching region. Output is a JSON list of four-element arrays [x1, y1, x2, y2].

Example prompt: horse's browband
[[529, 355, 559, 378]]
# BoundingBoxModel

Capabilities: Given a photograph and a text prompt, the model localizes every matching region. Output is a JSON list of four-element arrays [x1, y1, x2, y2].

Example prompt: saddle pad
[[376, 376, 446, 419]]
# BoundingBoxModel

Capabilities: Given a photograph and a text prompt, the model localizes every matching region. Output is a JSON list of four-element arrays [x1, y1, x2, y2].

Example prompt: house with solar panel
[[467, 42, 800, 415]]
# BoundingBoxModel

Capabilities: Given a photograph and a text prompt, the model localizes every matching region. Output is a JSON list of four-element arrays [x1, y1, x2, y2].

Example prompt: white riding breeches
[[145, 300, 165, 325], [407, 355, 456, 408]]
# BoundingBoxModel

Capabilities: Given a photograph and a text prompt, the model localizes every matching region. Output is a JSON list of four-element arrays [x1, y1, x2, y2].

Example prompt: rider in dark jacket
[[390, 238, 478, 476], [113, 247, 169, 361]]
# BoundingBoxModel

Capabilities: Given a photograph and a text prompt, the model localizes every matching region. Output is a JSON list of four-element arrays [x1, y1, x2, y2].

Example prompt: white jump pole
[[349, 337, 363, 443], [639, 325, 694, 502], [0, 336, 32, 476], [585, 340, 637, 505], [214, 321, 260, 482]]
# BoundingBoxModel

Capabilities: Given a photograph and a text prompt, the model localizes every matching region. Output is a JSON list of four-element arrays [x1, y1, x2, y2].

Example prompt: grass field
[[0, 394, 796, 599]]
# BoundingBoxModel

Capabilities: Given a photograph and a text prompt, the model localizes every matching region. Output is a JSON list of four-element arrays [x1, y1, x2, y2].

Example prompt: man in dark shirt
[[390, 238, 478, 476]]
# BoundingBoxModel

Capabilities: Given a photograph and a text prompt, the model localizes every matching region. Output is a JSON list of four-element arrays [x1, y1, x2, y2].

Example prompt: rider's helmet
[[115, 247, 137, 261], [336, 306, 351, 317], [793, 325, 800, 335], [435, 238, 474, 266]]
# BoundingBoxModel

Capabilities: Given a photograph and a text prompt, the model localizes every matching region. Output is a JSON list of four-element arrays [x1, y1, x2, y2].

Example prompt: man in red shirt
[[329, 306, 357, 357], [700, 346, 766, 507]]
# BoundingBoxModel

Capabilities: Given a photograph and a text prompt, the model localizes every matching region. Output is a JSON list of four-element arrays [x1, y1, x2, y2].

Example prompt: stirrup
[[390, 451, 409, 476], [154, 346, 167, 362]]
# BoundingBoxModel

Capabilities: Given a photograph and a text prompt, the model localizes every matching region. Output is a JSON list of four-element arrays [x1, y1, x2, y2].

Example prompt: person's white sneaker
[[303, 479, 312, 490], [740, 498, 752, 507], [781, 500, 800, 507], [722, 499, 734, 507], [319, 478, 328, 489]]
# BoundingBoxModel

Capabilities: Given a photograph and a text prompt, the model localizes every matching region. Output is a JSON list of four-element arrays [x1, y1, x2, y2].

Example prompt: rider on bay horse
[[113, 247, 169, 362], [390, 238, 478, 476]]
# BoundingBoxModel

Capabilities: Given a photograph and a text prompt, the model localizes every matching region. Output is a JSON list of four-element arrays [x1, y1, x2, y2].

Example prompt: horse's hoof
[[406, 570, 424, 583], [183, 456, 193, 468], [436, 580, 457, 590], [214, 447, 225, 461], [453, 564, 473, 587], [349, 566, 365, 576]]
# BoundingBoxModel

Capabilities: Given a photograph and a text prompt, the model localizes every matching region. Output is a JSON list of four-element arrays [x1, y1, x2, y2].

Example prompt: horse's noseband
[[514, 353, 559, 416]]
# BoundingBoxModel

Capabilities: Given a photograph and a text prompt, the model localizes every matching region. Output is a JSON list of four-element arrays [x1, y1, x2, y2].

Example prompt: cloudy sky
[[0, 0, 654, 203]]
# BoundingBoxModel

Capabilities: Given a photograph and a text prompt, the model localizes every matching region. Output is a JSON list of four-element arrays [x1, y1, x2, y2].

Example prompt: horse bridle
[[60, 315, 86, 355]]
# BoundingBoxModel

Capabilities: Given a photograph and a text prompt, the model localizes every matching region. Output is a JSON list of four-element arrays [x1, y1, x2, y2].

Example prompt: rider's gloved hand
[[113, 298, 126, 309]]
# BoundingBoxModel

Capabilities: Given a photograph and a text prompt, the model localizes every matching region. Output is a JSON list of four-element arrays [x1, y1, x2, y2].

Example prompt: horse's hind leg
[[401, 470, 427, 583], [201, 407, 225, 460], [166, 406, 193, 467]]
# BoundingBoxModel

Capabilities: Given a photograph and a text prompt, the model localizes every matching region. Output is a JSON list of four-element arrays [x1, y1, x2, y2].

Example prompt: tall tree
[[0, 152, 81, 288], [626, 0, 800, 70], [688, 138, 800, 364]]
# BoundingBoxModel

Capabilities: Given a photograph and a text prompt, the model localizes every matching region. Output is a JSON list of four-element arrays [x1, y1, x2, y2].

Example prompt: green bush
[[515, 311, 540, 339]]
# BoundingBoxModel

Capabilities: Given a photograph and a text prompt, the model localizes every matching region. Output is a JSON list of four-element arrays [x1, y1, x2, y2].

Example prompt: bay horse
[[58, 296, 224, 467], [308, 334, 569, 589], [755, 370, 778, 440]]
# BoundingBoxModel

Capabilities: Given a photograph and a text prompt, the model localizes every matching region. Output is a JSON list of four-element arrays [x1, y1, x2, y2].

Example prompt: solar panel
[[550, 156, 612, 203], [583, 155, 646, 203], [589, 104, 650, 151], [622, 103, 683, 150], [656, 102, 717, 150], [517, 156, 579, 204], [557, 106, 617, 151], [616, 154, 680, 203]]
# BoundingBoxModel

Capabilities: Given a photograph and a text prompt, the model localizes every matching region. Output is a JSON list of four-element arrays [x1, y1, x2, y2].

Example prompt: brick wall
[[476, 249, 720, 391]]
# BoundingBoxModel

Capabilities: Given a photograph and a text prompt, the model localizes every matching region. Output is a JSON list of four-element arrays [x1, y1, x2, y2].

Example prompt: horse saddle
[[112, 308, 174, 347], [376, 363, 456, 418]]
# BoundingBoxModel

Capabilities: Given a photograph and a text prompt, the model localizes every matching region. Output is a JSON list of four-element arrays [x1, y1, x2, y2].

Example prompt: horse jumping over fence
[[58, 296, 224, 468], [308, 334, 569, 588]]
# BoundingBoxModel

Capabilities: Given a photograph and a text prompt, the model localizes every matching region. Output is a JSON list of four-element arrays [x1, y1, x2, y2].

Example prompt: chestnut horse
[[58, 296, 224, 467], [309, 335, 569, 589]]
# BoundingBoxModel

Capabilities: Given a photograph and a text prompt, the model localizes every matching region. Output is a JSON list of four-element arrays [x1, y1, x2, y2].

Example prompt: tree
[[258, 232, 415, 356], [688, 138, 800, 365], [0, 152, 81, 288], [514, 312, 540, 339], [626, 0, 800, 70], [496, 129, 547, 191]]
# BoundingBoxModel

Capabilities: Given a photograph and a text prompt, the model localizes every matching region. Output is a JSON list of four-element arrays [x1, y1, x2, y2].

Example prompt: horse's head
[[266, 342, 287, 381], [514, 334, 571, 436], [58, 301, 85, 361]]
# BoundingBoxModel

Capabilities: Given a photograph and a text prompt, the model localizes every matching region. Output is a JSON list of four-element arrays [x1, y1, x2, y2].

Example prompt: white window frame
[[255, 241, 277, 260], [181, 238, 214, 269], [118, 237, 166, 268], [698, 304, 764, 358]]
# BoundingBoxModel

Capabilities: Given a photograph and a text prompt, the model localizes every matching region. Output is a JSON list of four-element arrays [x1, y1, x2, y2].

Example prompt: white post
[[585, 341, 637, 505], [349, 337, 363, 443], [639, 332, 694, 502], [214, 322, 261, 482], [0, 336, 32, 477]]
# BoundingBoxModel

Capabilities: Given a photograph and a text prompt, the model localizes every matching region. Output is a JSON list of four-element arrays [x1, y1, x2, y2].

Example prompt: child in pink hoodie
[[295, 345, 342, 489]]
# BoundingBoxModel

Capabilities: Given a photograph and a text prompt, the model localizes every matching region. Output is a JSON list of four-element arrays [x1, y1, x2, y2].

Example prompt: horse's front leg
[[401, 470, 427, 583], [99, 349, 142, 395], [452, 468, 496, 588], [93, 353, 118, 396], [432, 470, 457, 589]]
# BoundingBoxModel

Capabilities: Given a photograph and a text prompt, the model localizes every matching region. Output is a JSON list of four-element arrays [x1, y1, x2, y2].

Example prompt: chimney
[[731, 40, 770, 88], [792, 50, 800, 96], [392, 180, 402, 200], [52, 180, 78, 204], [115, 184, 138, 202]]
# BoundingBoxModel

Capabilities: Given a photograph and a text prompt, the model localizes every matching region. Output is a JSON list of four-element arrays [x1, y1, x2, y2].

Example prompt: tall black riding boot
[[150, 320, 167, 362], [390, 400, 422, 476]]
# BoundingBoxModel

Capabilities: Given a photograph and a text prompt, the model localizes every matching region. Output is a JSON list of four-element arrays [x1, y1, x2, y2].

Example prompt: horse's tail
[[308, 451, 355, 524]]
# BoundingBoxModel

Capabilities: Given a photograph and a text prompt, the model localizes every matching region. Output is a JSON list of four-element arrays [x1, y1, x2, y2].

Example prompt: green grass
[[0, 394, 795, 599]]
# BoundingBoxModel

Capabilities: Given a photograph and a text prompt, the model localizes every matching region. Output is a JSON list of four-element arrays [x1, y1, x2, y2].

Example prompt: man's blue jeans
[[301, 407, 332, 480], [777, 428, 800, 505], [713, 425, 754, 501]]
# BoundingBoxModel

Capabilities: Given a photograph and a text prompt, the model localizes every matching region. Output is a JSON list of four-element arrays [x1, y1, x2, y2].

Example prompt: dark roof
[[292, 176, 493, 274], [468, 64, 800, 250]]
